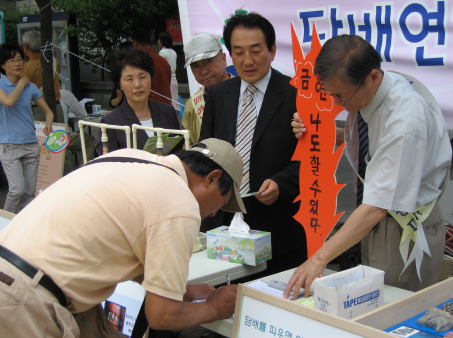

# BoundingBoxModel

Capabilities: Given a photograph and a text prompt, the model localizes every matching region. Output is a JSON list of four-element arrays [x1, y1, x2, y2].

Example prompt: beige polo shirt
[[0, 149, 201, 312]]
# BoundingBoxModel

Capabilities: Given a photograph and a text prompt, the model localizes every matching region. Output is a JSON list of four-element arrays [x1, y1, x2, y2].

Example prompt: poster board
[[353, 277, 453, 331], [34, 121, 67, 195], [290, 23, 345, 259], [177, 0, 453, 129], [231, 284, 393, 338], [101, 281, 146, 337]]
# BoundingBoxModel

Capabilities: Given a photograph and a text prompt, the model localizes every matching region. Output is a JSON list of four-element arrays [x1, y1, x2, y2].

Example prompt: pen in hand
[[241, 191, 262, 198], [226, 275, 230, 285]]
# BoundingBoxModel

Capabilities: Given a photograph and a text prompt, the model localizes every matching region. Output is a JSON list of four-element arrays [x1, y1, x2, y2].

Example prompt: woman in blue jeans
[[0, 44, 53, 213]]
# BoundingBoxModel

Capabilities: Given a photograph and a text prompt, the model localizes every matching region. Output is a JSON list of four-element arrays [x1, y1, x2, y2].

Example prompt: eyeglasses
[[5, 58, 24, 65], [319, 77, 366, 103]]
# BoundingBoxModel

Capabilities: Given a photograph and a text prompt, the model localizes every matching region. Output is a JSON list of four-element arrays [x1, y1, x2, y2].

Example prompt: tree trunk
[[101, 52, 109, 82], [36, 0, 57, 122], [101, 51, 111, 81]]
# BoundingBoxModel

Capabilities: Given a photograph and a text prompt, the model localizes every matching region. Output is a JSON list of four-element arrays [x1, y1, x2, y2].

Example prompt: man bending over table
[[0, 138, 244, 337]]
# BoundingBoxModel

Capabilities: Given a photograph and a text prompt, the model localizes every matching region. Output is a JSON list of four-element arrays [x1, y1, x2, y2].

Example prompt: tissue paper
[[229, 212, 250, 234]]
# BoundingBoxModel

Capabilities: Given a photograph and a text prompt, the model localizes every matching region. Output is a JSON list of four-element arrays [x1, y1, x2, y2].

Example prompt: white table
[[201, 268, 413, 337], [188, 251, 267, 285], [0, 210, 14, 231], [68, 111, 110, 133]]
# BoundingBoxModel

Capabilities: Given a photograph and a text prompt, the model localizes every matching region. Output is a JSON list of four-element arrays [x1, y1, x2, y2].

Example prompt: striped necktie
[[235, 84, 258, 194], [357, 111, 368, 207]]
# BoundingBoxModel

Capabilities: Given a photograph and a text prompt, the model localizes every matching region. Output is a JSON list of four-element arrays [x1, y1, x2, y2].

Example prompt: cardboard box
[[206, 226, 271, 266], [439, 257, 453, 281], [313, 265, 384, 319]]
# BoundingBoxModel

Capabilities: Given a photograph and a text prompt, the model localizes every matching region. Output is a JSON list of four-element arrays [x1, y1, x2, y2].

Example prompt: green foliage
[[52, 0, 178, 78], [262, 246, 271, 254], [207, 246, 215, 259], [3, 5, 39, 45]]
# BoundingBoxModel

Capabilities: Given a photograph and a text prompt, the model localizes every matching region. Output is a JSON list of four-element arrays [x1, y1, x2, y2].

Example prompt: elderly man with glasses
[[286, 34, 451, 297]]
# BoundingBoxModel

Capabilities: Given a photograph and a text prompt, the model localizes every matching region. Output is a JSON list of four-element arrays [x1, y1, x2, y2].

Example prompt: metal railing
[[77, 121, 190, 164], [78, 120, 131, 164]]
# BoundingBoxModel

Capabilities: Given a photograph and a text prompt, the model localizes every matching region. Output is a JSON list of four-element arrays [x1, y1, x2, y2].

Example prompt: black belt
[[0, 246, 68, 307]]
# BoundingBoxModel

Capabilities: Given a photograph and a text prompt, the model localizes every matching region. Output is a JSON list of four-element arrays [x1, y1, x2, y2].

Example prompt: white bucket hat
[[184, 33, 223, 68]]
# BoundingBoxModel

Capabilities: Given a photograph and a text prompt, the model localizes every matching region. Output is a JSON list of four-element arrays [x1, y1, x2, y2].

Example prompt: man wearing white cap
[[182, 33, 234, 146]]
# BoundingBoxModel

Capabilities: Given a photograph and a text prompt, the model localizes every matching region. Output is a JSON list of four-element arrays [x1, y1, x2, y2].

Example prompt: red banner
[[166, 18, 182, 43]]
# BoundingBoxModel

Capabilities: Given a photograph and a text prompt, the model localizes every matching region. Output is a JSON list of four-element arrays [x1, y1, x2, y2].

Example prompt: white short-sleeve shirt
[[159, 48, 177, 78], [345, 71, 451, 212]]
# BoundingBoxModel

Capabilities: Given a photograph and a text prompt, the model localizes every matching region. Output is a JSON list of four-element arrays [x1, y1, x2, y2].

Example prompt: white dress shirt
[[60, 89, 87, 124], [237, 67, 272, 120], [159, 48, 177, 78], [345, 71, 451, 212], [140, 119, 154, 137]]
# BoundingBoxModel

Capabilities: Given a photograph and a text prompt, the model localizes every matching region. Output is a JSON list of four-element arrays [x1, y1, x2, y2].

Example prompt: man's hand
[[184, 284, 216, 302], [18, 76, 30, 88], [256, 179, 279, 205], [116, 89, 123, 99], [283, 205, 388, 300], [206, 285, 237, 320], [42, 123, 53, 136], [283, 255, 326, 299], [291, 112, 306, 139]]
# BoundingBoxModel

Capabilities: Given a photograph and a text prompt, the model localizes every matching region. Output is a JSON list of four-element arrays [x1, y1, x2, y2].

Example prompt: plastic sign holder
[[232, 283, 393, 338], [354, 277, 453, 332]]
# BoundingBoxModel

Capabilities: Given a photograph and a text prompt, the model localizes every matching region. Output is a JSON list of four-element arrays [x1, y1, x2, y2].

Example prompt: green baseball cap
[[190, 138, 246, 214]]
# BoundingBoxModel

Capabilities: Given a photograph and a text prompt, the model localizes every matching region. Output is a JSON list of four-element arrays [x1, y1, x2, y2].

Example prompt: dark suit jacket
[[200, 69, 307, 257], [96, 99, 180, 155]]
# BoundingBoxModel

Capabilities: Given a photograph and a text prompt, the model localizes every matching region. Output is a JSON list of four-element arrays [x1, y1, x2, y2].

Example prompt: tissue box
[[206, 226, 271, 266], [313, 265, 384, 319]]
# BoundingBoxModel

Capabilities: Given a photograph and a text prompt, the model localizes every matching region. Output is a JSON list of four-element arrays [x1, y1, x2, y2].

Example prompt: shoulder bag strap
[[83, 156, 179, 176]]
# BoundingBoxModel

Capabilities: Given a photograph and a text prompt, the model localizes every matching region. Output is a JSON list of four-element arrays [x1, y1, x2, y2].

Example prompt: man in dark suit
[[200, 12, 307, 277]]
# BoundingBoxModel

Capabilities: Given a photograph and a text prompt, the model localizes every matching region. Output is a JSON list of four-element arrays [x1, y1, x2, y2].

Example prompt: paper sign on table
[[102, 281, 145, 337], [35, 122, 67, 195]]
